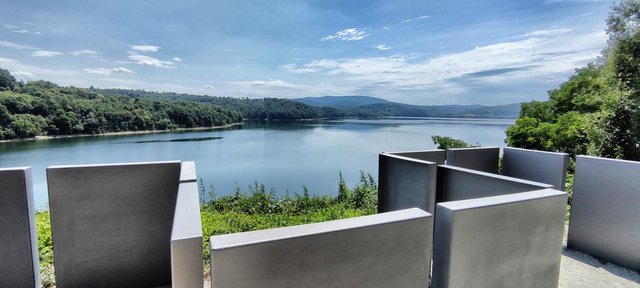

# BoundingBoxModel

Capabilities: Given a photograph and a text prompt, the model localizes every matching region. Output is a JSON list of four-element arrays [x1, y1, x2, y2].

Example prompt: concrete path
[[559, 247, 640, 288]]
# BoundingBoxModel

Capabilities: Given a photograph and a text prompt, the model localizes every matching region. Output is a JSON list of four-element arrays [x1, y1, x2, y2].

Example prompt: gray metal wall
[[502, 147, 569, 190], [0, 167, 40, 288], [432, 189, 567, 288], [387, 149, 446, 164], [171, 161, 204, 288], [437, 165, 553, 203], [567, 156, 640, 271], [445, 147, 500, 174], [210, 208, 432, 288], [378, 153, 438, 214], [47, 161, 181, 288]]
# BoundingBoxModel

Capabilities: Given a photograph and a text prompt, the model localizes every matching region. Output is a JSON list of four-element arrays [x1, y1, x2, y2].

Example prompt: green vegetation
[[431, 135, 480, 149], [98, 89, 354, 121], [200, 172, 377, 260], [35, 172, 378, 287], [297, 96, 521, 119], [345, 102, 521, 119], [506, 0, 640, 161], [35, 210, 55, 287], [103, 89, 522, 120], [0, 74, 243, 140]]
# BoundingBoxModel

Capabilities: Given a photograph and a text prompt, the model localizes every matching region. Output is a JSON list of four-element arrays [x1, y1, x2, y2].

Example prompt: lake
[[0, 118, 514, 209]]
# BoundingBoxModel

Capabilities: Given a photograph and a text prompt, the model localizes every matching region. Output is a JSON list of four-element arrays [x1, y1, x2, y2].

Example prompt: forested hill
[[97, 89, 352, 120], [295, 96, 390, 107], [295, 96, 521, 118], [103, 89, 520, 119], [0, 73, 243, 140]]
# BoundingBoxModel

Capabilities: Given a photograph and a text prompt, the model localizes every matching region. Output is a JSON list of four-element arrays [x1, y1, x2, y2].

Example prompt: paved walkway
[[559, 247, 640, 288]]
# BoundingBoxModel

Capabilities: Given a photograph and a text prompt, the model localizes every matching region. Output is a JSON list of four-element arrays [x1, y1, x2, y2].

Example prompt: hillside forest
[[0, 78, 245, 140], [506, 0, 640, 161]]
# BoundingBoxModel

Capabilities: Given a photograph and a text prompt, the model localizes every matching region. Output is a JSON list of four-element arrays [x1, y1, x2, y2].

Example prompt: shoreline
[[0, 122, 244, 143]]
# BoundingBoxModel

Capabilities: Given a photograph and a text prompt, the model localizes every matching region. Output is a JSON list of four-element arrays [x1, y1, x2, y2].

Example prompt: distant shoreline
[[0, 122, 244, 143]]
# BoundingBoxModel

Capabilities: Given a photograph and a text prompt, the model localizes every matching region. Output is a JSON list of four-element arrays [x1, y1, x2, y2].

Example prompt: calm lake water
[[0, 118, 514, 209]]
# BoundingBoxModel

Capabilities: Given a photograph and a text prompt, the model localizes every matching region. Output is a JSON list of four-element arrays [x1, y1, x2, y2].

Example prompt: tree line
[[98, 89, 354, 121], [507, 0, 640, 161], [0, 76, 243, 140]]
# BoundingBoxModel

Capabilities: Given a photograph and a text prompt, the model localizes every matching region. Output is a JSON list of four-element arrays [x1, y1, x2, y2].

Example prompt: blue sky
[[0, 0, 614, 105]]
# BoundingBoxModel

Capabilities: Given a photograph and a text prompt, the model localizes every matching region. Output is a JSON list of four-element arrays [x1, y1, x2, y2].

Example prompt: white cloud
[[524, 27, 573, 37], [0, 57, 78, 80], [234, 79, 296, 88], [285, 27, 607, 96], [70, 49, 99, 57], [84, 67, 134, 75], [11, 71, 34, 78], [0, 40, 37, 50], [204, 85, 214, 89], [382, 26, 391, 31], [173, 57, 182, 62], [227, 79, 352, 98], [375, 45, 392, 51], [402, 15, 430, 23], [87, 77, 216, 97], [278, 63, 318, 74], [31, 50, 63, 57], [83, 68, 111, 75], [130, 45, 159, 52], [128, 54, 175, 68], [321, 28, 369, 41], [3, 23, 40, 35], [112, 67, 133, 73]]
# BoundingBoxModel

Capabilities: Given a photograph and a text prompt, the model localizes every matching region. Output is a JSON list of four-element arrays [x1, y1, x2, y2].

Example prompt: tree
[[606, 0, 640, 44], [0, 68, 16, 91], [0, 91, 33, 113], [601, 97, 640, 159], [519, 100, 554, 122], [0, 104, 10, 125], [506, 0, 640, 161], [612, 29, 640, 96], [431, 135, 480, 150], [506, 117, 552, 150], [548, 64, 609, 114], [10, 114, 47, 138]]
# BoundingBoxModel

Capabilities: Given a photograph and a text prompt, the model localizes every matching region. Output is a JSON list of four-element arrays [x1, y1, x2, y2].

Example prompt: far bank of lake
[[0, 118, 514, 209]]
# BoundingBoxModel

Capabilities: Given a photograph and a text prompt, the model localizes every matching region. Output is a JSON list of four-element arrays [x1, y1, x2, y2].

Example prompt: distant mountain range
[[295, 96, 390, 108], [295, 96, 521, 119]]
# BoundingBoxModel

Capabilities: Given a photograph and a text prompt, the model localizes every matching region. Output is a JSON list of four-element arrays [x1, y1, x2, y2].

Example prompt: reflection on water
[[242, 121, 317, 130], [0, 118, 514, 209], [134, 137, 223, 144]]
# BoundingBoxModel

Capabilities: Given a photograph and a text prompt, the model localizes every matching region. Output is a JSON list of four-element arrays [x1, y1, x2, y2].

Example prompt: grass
[[200, 172, 378, 261], [35, 171, 378, 287]]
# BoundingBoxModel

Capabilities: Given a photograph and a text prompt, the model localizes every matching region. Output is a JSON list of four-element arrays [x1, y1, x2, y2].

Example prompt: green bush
[[199, 172, 378, 261], [431, 135, 480, 149]]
